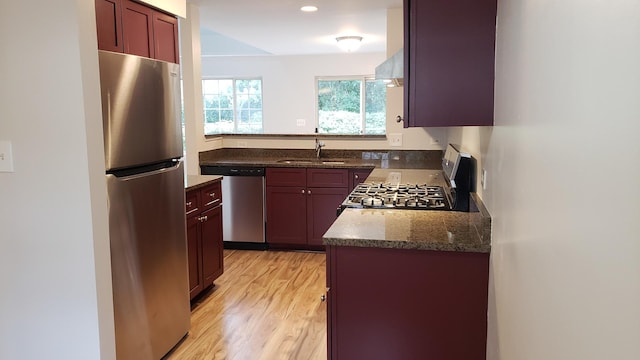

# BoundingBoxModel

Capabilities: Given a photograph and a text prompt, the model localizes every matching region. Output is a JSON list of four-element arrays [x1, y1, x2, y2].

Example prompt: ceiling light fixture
[[335, 36, 363, 52], [301, 5, 318, 12]]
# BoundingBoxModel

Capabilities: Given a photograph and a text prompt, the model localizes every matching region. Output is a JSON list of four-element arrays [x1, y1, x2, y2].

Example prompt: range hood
[[375, 49, 404, 87]]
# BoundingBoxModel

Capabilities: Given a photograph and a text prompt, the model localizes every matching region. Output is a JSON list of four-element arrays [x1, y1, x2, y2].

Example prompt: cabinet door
[[152, 11, 179, 63], [122, 0, 154, 58], [349, 168, 373, 191], [326, 246, 337, 359], [330, 246, 489, 359], [307, 168, 348, 188], [266, 168, 306, 187], [307, 187, 348, 246], [186, 214, 203, 300], [404, 0, 497, 127], [201, 206, 223, 285], [95, 0, 123, 52], [266, 186, 307, 245]]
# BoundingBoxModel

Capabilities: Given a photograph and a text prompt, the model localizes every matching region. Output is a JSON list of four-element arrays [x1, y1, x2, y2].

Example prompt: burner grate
[[344, 182, 450, 210]]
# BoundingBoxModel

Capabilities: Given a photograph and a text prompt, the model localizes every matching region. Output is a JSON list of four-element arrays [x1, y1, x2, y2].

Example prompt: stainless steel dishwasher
[[201, 166, 266, 250]]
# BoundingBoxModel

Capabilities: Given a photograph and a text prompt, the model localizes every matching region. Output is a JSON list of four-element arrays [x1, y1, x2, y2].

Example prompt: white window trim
[[202, 77, 263, 135], [315, 75, 383, 135]]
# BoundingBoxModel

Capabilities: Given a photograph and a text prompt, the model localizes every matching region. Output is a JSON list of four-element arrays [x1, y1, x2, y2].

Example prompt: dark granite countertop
[[323, 194, 491, 253], [197, 148, 491, 253], [199, 148, 443, 170], [185, 175, 222, 191]]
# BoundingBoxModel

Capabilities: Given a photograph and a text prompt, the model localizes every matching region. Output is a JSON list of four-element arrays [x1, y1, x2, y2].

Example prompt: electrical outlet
[[296, 119, 306, 127], [388, 133, 403, 147], [0, 141, 14, 172], [481, 169, 487, 190]]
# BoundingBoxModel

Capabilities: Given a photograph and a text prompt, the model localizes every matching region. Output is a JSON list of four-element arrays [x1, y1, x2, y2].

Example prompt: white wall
[[197, 53, 444, 152], [178, 5, 442, 165], [201, 53, 386, 134], [447, 1, 640, 358], [0, 1, 114, 359], [138, 0, 186, 18]]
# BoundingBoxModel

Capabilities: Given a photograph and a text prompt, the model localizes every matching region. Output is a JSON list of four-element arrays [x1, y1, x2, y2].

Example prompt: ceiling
[[191, 0, 402, 56]]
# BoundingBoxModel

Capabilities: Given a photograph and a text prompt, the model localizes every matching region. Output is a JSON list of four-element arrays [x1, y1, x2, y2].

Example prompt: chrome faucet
[[315, 138, 325, 159]]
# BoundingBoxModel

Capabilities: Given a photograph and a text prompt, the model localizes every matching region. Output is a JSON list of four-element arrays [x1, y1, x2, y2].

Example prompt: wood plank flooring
[[165, 250, 327, 360]]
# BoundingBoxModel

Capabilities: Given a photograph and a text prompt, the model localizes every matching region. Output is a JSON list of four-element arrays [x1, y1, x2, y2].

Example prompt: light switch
[[0, 141, 14, 172]]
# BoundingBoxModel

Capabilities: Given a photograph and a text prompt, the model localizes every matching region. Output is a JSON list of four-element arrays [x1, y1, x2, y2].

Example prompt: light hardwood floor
[[165, 249, 327, 360]]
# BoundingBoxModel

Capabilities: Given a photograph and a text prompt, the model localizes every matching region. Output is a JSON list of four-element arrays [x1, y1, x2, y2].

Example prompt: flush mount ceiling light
[[301, 5, 318, 12], [336, 36, 363, 52]]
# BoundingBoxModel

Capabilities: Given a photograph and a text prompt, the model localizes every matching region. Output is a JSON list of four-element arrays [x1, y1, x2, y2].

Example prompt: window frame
[[315, 75, 386, 135], [202, 77, 264, 135]]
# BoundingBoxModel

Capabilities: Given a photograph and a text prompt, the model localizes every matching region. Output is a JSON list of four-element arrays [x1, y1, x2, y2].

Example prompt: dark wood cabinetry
[[348, 168, 373, 191], [326, 245, 490, 359], [95, 0, 179, 63], [95, 0, 123, 52], [186, 180, 223, 300], [122, 0, 154, 58], [404, 0, 497, 127], [266, 168, 348, 249], [151, 10, 179, 63]]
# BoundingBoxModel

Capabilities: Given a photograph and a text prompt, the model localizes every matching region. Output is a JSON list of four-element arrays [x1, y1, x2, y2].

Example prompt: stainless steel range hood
[[375, 49, 404, 87]]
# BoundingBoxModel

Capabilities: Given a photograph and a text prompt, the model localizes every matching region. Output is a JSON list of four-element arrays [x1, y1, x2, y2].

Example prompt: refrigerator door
[[99, 50, 183, 171], [107, 160, 189, 360]]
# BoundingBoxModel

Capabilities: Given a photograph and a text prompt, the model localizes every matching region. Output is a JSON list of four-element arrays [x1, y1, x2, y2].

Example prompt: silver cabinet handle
[[186, 201, 193, 207], [308, 189, 312, 195], [199, 215, 208, 222], [320, 294, 326, 302], [205, 198, 221, 206], [209, 192, 216, 198], [354, 174, 359, 179], [301, 189, 305, 194]]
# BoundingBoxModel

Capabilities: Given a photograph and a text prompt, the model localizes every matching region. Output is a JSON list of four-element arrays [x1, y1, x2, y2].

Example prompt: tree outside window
[[203, 78, 263, 134], [317, 77, 386, 135]]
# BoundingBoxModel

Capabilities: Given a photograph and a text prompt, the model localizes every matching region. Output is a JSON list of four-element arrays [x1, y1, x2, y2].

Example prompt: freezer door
[[99, 50, 183, 171], [107, 160, 190, 360]]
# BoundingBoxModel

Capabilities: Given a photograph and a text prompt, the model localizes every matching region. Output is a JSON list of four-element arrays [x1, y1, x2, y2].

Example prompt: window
[[202, 78, 263, 134], [317, 77, 386, 135]]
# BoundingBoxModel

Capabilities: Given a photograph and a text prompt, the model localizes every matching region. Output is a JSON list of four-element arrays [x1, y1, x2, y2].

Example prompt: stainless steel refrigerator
[[99, 50, 190, 360]]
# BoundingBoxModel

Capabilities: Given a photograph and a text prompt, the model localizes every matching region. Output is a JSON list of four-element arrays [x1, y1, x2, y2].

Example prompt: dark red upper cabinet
[[95, 0, 123, 52], [122, 0, 155, 59], [152, 11, 180, 64], [404, 0, 497, 127]]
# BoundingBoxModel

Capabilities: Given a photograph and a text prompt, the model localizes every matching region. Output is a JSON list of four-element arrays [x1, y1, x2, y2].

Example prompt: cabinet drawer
[[307, 168, 349, 188], [185, 190, 199, 217], [266, 168, 306, 187], [200, 181, 222, 210]]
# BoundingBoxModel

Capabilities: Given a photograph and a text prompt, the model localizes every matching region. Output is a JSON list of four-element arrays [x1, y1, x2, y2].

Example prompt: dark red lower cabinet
[[326, 245, 489, 359]]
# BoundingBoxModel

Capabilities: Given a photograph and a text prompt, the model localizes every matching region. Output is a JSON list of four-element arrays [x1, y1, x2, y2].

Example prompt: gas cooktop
[[339, 144, 475, 213], [342, 183, 450, 210]]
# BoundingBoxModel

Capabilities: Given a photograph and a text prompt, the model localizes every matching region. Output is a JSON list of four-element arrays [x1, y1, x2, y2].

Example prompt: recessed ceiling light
[[301, 6, 318, 12]]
